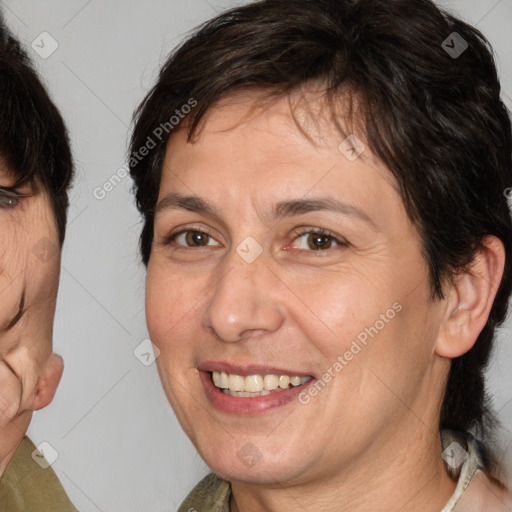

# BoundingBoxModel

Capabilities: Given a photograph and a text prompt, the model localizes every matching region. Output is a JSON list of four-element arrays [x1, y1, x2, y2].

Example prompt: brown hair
[[0, 14, 74, 244], [130, 0, 512, 476]]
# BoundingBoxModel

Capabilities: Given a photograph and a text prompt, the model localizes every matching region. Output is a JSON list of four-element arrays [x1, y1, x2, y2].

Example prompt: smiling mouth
[[211, 371, 313, 397]]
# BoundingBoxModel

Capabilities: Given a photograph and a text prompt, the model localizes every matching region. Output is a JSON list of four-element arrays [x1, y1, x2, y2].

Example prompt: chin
[[200, 444, 308, 485]]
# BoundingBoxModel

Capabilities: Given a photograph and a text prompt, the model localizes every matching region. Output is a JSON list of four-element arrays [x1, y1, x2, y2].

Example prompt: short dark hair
[[0, 14, 74, 244], [129, 0, 512, 474]]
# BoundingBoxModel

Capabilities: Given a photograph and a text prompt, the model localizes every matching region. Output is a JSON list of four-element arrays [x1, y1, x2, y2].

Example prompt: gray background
[[2, 0, 511, 510]]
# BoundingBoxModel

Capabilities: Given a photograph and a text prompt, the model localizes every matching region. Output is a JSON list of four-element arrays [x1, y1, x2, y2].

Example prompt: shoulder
[[178, 472, 231, 512], [454, 470, 512, 512], [441, 429, 512, 512], [0, 437, 78, 512]]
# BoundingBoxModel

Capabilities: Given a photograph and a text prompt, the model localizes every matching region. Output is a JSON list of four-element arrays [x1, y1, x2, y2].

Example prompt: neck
[[0, 411, 31, 477], [230, 428, 457, 512]]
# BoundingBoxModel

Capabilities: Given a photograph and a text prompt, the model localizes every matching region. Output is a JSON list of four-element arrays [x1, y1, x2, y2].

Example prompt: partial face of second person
[[145, 90, 496, 491], [0, 164, 63, 472]]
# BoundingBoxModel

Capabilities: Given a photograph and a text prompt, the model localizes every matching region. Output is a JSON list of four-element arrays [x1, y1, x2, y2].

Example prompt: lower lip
[[200, 371, 315, 416]]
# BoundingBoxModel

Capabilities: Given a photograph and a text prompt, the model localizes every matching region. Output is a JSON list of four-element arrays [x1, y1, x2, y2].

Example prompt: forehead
[[157, 91, 412, 247], [161, 90, 398, 200], [188, 87, 360, 151]]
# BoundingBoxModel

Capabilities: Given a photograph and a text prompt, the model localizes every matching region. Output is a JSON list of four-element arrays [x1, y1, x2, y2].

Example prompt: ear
[[32, 353, 64, 411], [435, 236, 505, 359]]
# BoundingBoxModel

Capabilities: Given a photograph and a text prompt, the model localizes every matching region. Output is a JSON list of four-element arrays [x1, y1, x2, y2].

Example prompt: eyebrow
[[155, 193, 215, 216], [155, 193, 378, 230]]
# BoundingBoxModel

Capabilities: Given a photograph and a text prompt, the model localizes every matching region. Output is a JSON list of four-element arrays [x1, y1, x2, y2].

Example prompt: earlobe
[[32, 353, 64, 411], [435, 236, 505, 359]]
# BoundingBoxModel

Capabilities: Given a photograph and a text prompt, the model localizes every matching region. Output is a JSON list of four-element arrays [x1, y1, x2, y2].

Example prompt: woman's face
[[146, 92, 449, 485], [0, 166, 62, 435]]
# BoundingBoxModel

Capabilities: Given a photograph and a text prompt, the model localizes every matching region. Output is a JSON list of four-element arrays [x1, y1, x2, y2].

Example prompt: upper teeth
[[212, 371, 311, 393]]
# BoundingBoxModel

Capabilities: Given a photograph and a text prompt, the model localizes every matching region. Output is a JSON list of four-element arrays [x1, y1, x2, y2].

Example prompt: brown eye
[[185, 231, 210, 246], [307, 233, 333, 250], [291, 229, 347, 252], [166, 229, 219, 248]]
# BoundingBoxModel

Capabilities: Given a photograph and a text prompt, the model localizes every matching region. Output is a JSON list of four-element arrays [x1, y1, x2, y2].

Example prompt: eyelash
[[162, 226, 348, 251], [291, 227, 348, 251], [162, 225, 215, 247], [0, 188, 24, 209]]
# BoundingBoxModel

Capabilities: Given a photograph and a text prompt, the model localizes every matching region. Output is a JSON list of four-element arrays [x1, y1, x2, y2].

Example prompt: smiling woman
[[129, 0, 512, 510], [0, 13, 77, 512]]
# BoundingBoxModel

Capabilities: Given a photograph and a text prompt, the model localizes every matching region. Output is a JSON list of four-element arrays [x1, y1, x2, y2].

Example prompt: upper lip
[[198, 361, 314, 378]]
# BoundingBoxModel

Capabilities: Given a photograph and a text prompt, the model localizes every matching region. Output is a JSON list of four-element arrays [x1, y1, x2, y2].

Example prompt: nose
[[201, 251, 284, 343]]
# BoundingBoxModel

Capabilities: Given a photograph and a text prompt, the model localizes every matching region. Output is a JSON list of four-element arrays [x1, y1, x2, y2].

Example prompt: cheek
[[145, 264, 200, 353], [286, 267, 399, 359], [0, 236, 59, 320], [24, 248, 61, 313], [0, 201, 59, 279], [286, 264, 435, 406], [0, 231, 26, 278], [0, 231, 30, 326]]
